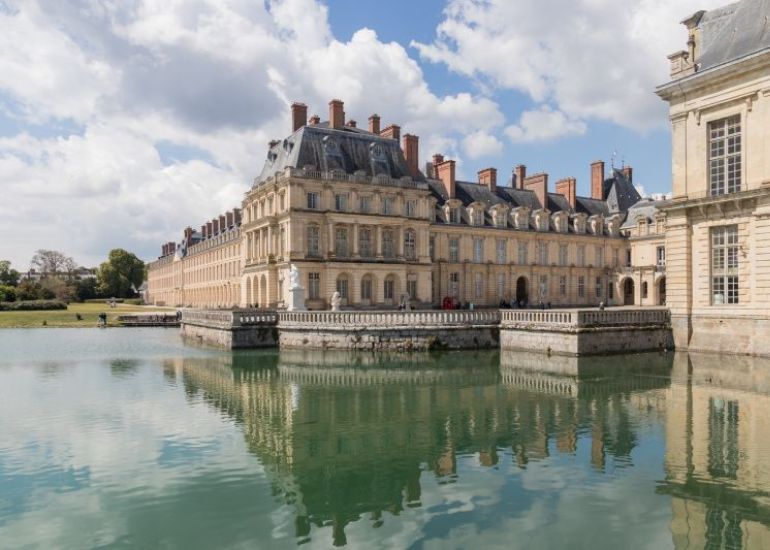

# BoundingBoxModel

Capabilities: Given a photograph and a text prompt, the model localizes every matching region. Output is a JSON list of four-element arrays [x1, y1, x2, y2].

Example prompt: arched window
[[361, 275, 373, 302], [306, 225, 320, 257], [404, 230, 416, 260]]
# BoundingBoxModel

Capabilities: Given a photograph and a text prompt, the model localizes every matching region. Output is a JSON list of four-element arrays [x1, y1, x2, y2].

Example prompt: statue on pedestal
[[289, 264, 300, 290], [286, 264, 307, 311], [330, 291, 342, 311]]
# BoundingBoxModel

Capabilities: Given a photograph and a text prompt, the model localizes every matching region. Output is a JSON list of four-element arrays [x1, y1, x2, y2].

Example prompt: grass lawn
[[0, 302, 176, 328]]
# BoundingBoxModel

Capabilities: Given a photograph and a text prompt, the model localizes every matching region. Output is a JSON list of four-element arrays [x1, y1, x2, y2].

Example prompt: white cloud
[[504, 106, 586, 143], [413, 0, 727, 131], [0, 0, 502, 268], [462, 130, 503, 159]]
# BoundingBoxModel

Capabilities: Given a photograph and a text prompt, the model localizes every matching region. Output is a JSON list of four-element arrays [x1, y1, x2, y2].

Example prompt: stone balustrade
[[501, 308, 669, 329], [181, 309, 277, 329], [278, 309, 501, 329]]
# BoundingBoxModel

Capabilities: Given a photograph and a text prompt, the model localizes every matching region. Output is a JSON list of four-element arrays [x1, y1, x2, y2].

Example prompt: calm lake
[[1, 328, 769, 549]]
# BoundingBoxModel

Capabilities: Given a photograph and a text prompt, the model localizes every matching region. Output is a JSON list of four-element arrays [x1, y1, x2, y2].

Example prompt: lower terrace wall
[[278, 310, 501, 352], [180, 309, 277, 349], [500, 309, 673, 356]]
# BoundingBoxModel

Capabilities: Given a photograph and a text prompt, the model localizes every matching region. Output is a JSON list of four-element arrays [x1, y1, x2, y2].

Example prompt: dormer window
[[449, 208, 460, 224], [472, 210, 484, 226]]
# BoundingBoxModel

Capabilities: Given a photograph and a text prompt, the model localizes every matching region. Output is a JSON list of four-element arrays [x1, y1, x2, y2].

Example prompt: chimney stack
[[380, 124, 401, 143], [403, 134, 419, 178], [348, 119, 357, 128], [206, 221, 213, 237], [212, 218, 220, 235], [622, 165, 633, 183], [436, 159, 456, 198], [329, 99, 345, 129], [431, 154, 444, 178], [478, 168, 498, 192], [234, 208, 242, 225], [184, 227, 194, 246], [524, 173, 548, 210], [591, 160, 605, 200], [291, 102, 307, 132], [226, 211, 234, 228], [201, 224, 207, 240], [368, 114, 380, 134], [514, 165, 527, 189], [219, 214, 227, 232], [309, 114, 320, 125], [556, 177, 577, 209]]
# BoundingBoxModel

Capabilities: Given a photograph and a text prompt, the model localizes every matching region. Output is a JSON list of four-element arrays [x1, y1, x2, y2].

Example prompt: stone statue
[[289, 264, 300, 290], [398, 293, 412, 311], [330, 291, 342, 311]]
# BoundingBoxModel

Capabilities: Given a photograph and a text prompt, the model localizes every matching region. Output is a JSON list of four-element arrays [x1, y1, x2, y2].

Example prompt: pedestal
[[287, 287, 307, 311]]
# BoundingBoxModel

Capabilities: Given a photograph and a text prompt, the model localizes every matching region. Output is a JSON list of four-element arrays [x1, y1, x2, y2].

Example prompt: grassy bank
[[0, 302, 175, 328]]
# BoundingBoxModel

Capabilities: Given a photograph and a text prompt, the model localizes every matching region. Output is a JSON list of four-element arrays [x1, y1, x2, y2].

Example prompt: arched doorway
[[515, 276, 528, 306], [657, 277, 666, 306], [623, 278, 635, 305]]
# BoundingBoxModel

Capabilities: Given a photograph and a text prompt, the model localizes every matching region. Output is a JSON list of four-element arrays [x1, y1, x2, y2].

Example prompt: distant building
[[23, 267, 96, 282], [147, 99, 643, 309]]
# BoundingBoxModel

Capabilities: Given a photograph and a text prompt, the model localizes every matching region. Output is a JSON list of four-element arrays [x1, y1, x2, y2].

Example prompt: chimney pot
[[348, 119, 357, 128], [329, 99, 345, 129], [368, 114, 380, 134], [291, 102, 308, 133], [309, 114, 320, 125]]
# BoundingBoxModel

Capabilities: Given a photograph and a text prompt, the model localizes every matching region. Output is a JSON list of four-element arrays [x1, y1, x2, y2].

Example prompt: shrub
[[0, 300, 68, 311], [0, 285, 16, 302], [84, 298, 124, 304], [124, 298, 144, 305]]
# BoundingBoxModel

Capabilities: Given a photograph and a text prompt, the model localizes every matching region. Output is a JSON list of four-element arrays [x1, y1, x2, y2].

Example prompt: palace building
[[147, 97, 643, 311], [657, 0, 770, 355]]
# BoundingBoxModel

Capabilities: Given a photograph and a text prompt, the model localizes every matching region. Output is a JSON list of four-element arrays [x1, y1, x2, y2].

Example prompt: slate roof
[[621, 198, 672, 229], [696, 0, 770, 71], [255, 123, 420, 184], [604, 169, 642, 213]]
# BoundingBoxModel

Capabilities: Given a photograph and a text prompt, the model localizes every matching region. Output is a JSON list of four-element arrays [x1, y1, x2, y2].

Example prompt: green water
[[1, 329, 770, 549]]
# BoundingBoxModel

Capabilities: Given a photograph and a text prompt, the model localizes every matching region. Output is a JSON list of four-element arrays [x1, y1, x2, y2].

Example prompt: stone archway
[[515, 276, 528, 306], [622, 278, 635, 305]]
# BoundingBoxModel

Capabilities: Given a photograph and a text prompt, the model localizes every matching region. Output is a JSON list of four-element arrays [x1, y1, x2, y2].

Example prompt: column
[[328, 222, 335, 258], [375, 225, 383, 258], [353, 223, 360, 258]]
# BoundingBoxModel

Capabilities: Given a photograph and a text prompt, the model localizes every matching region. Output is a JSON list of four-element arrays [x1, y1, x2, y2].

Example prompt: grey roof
[[255, 124, 419, 184], [574, 196, 609, 216], [621, 198, 672, 229], [697, 0, 770, 71], [603, 169, 642, 213]]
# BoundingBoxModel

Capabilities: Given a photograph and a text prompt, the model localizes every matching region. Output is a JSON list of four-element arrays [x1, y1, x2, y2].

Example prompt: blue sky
[[0, 0, 725, 268]]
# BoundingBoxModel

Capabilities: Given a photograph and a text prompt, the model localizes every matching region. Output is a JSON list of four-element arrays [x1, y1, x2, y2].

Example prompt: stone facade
[[657, 0, 770, 355]]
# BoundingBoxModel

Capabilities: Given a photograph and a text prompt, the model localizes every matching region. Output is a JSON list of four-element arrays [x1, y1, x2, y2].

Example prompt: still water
[[1, 329, 770, 549]]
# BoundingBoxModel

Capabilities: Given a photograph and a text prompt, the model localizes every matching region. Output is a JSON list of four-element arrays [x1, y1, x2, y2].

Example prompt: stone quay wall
[[277, 310, 501, 351], [500, 308, 673, 356], [180, 309, 278, 349]]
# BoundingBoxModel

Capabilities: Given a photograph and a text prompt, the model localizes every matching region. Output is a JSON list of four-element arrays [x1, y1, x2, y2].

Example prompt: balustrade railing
[[500, 308, 669, 328], [181, 309, 277, 328], [279, 309, 501, 328]]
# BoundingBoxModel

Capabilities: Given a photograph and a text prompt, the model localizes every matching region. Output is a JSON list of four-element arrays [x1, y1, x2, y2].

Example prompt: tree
[[40, 277, 76, 303], [75, 278, 99, 302], [0, 285, 16, 302], [97, 249, 145, 298], [0, 261, 20, 286], [15, 280, 42, 301], [30, 250, 77, 277]]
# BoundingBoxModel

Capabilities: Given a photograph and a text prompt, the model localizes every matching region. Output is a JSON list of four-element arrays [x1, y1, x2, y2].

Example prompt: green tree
[[15, 280, 42, 301], [97, 249, 145, 298], [0, 260, 20, 286], [75, 278, 99, 302], [0, 285, 16, 302], [40, 277, 76, 303]]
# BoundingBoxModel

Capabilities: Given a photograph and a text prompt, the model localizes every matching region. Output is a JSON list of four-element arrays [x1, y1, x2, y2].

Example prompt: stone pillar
[[353, 223, 360, 258], [328, 223, 335, 258], [375, 225, 383, 259], [397, 226, 404, 259]]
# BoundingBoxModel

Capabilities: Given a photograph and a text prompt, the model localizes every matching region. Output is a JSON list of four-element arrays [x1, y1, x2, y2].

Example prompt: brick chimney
[[206, 221, 213, 237], [622, 165, 633, 183], [329, 99, 345, 129], [212, 218, 220, 235], [591, 160, 605, 200], [403, 134, 419, 178], [432, 154, 444, 178], [201, 224, 207, 240], [348, 119, 357, 128], [184, 227, 194, 246], [368, 114, 380, 134], [234, 208, 242, 225], [291, 102, 307, 132], [436, 159, 456, 198], [478, 167, 497, 192], [555, 177, 577, 209], [524, 173, 548, 210], [380, 124, 401, 143], [514, 164, 527, 189], [309, 114, 320, 125], [226, 211, 234, 228], [219, 215, 227, 232]]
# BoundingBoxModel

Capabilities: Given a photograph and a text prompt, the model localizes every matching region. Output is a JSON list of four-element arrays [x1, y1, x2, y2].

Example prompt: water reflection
[[172, 350, 679, 547]]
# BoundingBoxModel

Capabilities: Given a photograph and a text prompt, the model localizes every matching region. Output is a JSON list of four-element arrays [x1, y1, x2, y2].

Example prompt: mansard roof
[[621, 198, 671, 229], [695, 0, 770, 71], [603, 169, 642, 214], [255, 123, 421, 185]]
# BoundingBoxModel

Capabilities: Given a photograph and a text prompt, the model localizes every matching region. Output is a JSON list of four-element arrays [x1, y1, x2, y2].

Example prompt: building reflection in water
[[663, 352, 770, 549], [163, 349, 770, 548]]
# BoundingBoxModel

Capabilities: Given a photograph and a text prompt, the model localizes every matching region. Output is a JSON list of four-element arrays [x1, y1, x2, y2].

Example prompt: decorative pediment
[[511, 206, 531, 230], [588, 214, 604, 236], [532, 209, 551, 232], [573, 213, 588, 234], [551, 211, 569, 233]]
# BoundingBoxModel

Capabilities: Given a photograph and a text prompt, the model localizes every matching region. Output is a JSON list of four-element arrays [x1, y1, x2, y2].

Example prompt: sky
[[0, 0, 728, 269]]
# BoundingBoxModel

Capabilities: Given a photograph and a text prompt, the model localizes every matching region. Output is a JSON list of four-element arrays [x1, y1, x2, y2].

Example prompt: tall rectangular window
[[577, 245, 586, 267], [711, 225, 739, 304], [518, 242, 528, 265], [657, 246, 666, 268], [472, 210, 484, 226], [449, 238, 459, 262], [382, 229, 395, 258], [595, 276, 603, 299], [334, 193, 348, 212], [359, 228, 372, 257], [449, 272, 460, 298], [709, 115, 741, 196], [559, 244, 568, 266], [539, 275, 548, 300], [475, 272, 484, 299], [449, 208, 460, 223], [559, 276, 567, 297], [497, 273, 505, 298], [359, 196, 371, 213], [578, 276, 585, 298], [595, 246, 603, 268], [308, 273, 320, 299], [429, 236, 435, 261], [306, 225, 320, 257], [404, 231, 417, 260], [473, 238, 484, 263], [335, 227, 348, 258], [538, 242, 549, 265], [306, 192, 319, 210], [336, 277, 348, 299], [361, 278, 372, 300], [384, 278, 395, 300], [382, 196, 394, 215], [405, 200, 416, 217], [496, 239, 507, 264]]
